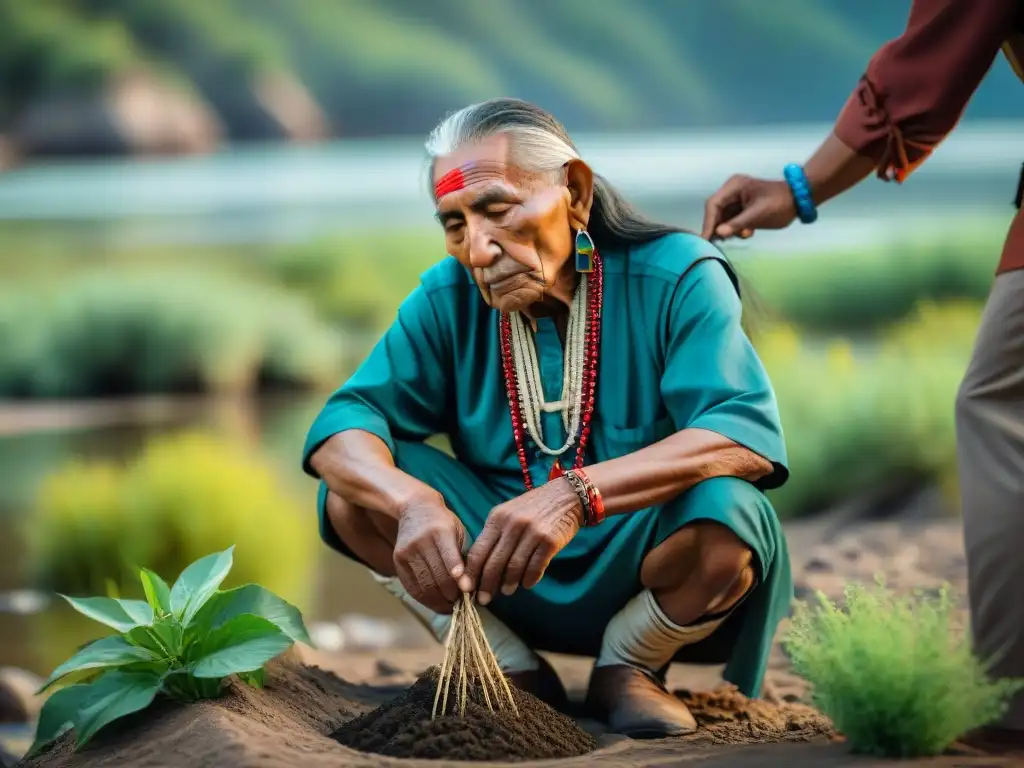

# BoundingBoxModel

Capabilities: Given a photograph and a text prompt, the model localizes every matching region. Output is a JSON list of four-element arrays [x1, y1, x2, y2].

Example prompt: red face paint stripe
[[434, 167, 467, 199]]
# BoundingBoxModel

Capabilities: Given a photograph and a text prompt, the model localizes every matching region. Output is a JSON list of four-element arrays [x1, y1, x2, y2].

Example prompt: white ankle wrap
[[370, 571, 539, 673], [596, 589, 726, 672]]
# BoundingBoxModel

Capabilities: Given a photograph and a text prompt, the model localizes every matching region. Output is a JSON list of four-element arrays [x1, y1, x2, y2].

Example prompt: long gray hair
[[423, 98, 762, 326], [424, 98, 687, 251]]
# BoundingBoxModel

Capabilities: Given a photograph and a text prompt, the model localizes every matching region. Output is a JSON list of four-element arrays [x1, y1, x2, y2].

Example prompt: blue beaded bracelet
[[783, 163, 818, 224]]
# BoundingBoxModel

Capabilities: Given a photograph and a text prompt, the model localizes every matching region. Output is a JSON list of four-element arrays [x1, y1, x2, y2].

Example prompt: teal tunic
[[302, 232, 792, 697]]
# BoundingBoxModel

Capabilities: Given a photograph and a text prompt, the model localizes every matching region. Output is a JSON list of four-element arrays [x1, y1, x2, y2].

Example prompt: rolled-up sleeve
[[835, 0, 1019, 182], [301, 283, 452, 477], [660, 258, 789, 491]]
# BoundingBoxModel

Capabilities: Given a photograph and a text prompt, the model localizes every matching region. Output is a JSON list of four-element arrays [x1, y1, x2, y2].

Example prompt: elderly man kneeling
[[302, 98, 792, 738]]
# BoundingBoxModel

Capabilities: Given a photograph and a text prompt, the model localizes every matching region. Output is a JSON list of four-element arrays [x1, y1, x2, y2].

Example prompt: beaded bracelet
[[564, 469, 606, 527], [783, 163, 818, 224], [576, 469, 605, 526], [563, 470, 592, 526]]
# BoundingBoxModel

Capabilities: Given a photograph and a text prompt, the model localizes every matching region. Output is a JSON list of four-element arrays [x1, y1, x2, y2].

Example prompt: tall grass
[[0, 267, 344, 398], [26, 430, 318, 606], [261, 228, 1003, 336], [760, 301, 979, 518], [786, 582, 1023, 757], [0, 227, 998, 338], [737, 228, 1003, 332], [0, 230, 992, 520], [262, 233, 441, 334]]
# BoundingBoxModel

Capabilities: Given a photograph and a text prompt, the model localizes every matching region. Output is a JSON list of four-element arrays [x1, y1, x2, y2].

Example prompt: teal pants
[[317, 440, 793, 696]]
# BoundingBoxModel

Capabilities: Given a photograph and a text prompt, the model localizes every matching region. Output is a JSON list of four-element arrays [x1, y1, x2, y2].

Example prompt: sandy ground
[[17, 645, 1021, 768], [10, 489, 1024, 767]]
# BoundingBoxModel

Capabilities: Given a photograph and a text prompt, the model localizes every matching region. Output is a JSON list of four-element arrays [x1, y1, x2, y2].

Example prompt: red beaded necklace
[[499, 252, 603, 490]]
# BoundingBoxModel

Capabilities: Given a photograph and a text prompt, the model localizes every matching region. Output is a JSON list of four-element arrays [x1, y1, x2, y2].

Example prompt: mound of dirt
[[676, 684, 835, 747], [331, 667, 596, 762], [21, 654, 375, 768]]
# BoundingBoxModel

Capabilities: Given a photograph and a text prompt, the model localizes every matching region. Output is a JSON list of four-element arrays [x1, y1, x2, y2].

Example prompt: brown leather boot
[[505, 655, 569, 712], [585, 664, 697, 738]]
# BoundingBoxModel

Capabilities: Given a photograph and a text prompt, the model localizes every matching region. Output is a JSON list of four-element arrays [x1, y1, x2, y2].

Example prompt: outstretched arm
[[810, 0, 1018, 199], [703, 0, 1019, 239]]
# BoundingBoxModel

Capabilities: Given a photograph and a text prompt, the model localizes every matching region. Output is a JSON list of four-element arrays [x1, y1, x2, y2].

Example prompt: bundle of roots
[[432, 593, 520, 719]]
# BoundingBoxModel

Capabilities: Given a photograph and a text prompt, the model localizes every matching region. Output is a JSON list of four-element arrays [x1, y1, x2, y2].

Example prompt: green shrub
[[27, 547, 311, 757], [263, 233, 441, 334], [0, 268, 343, 398], [0, 228, 1001, 340], [737, 227, 1002, 332], [785, 582, 1023, 757], [759, 303, 977, 518], [261, 228, 1002, 338], [26, 431, 317, 606]]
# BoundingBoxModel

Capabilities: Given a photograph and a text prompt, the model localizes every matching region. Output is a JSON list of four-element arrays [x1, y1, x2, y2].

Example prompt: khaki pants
[[956, 270, 1024, 731]]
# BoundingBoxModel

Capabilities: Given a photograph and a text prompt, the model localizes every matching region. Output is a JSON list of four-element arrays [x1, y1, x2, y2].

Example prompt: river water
[[0, 120, 1019, 253]]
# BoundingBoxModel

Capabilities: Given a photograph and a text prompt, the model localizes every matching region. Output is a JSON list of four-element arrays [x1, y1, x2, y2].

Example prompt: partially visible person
[[702, 0, 1024, 754], [304, 98, 793, 737]]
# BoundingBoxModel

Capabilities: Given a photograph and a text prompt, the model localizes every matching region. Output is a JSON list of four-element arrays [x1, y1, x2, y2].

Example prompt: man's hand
[[701, 175, 797, 241], [393, 493, 472, 614], [465, 478, 582, 606]]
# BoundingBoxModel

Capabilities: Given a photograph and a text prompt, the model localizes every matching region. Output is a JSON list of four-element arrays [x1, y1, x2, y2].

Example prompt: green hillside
[[1, 0, 1020, 141]]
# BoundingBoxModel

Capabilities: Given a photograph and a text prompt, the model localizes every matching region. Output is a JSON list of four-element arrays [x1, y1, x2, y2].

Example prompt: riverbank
[[0, 410, 992, 765], [4, 509, 1004, 767], [0, 124, 1016, 253], [0, 395, 252, 437]]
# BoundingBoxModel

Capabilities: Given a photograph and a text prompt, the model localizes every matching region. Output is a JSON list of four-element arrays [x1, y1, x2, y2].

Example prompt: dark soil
[[331, 667, 597, 762]]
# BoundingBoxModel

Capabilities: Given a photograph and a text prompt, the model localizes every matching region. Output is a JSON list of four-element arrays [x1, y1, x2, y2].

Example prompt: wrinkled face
[[432, 133, 592, 314]]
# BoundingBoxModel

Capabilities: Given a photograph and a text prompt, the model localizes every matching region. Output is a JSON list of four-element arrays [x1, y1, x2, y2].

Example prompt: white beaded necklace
[[508, 275, 589, 457]]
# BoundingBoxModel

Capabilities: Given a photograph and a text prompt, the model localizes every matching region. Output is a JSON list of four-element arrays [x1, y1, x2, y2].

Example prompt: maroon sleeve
[[835, 0, 1019, 182]]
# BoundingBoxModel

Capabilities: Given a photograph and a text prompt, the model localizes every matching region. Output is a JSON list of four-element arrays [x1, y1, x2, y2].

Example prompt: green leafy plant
[[27, 546, 312, 758], [785, 581, 1023, 758]]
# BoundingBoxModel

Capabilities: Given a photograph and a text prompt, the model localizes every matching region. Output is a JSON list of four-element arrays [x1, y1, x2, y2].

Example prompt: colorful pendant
[[575, 229, 595, 273], [548, 461, 564, 481]]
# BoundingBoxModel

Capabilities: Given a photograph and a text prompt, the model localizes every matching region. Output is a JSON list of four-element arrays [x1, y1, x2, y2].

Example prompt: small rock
[[0, 667, 43, 723], [0, 686, 25, 724], [337, 614, 435, 651], [336, 615, 403, 651], [309, 621, 346, 653]]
